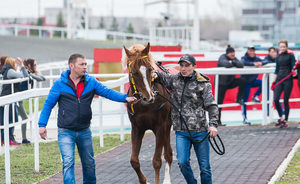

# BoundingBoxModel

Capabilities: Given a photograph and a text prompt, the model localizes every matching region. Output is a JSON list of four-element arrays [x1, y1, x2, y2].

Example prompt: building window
[[262, 9, 275, 14], [262, 25, 274, 30], [285, 8, 296, 14], [243, 9, 259, 14], [242, 25, 259, 31]]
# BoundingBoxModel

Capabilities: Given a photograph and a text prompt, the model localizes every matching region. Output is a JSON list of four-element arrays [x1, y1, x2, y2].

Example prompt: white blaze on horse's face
[[139, 65, 154, 103]]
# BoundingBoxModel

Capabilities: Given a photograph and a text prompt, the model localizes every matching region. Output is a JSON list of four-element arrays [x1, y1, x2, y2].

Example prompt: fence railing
[[0, 74, 128, 184], [0, 24, 150, 43]]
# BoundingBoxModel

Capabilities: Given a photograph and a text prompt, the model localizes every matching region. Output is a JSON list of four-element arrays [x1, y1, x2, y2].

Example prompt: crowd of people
[[217, 39, 298, 127], [0, 56, 45, 146]]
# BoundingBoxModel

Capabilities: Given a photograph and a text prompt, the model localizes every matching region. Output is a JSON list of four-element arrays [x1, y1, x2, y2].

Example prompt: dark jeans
[[242, 79, 262, 120], [274, 79, 293, 120], [58, 127, 96, 184], [176, 131, 211, 184], [0, 104, 18, 142], [218, 77, 247, 124]]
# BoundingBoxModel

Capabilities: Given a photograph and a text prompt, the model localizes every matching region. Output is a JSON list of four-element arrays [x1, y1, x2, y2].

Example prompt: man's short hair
[[68, 54, 85, 65], [268, 46, 277, 52]]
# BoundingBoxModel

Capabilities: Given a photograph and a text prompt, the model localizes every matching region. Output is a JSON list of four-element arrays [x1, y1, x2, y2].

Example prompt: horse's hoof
[[163, 180, 171, 184]]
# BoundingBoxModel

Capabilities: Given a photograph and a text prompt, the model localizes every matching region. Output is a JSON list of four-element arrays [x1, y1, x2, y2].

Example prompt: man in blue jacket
[[38, 54, 136, 184], [241, 47, 268, 124]]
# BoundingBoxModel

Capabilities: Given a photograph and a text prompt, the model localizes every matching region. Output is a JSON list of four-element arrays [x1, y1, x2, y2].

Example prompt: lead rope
[[154, 91, 225, 155]]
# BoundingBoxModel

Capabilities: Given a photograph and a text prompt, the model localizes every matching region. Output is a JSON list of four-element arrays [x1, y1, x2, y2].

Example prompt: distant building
[[241, 0, 300, 42]]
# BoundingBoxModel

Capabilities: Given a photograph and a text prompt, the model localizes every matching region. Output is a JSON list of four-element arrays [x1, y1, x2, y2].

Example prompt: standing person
[[15, 58, 46, 144], [241, 46, 268, 125], [263, 47, 283, 116], [0, 56, 7, 94], [273, 40, 295, 128], [23, 58, 46, 86], [38, 54, 137, 184], [0, 57, 29, 145], [217, 45, 246, 126], [263, 47, 277, 63], [152, 54, 218, 184]]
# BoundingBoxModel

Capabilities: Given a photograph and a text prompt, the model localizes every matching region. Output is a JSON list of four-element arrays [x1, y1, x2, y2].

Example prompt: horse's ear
[[123, 46, 132, 57], [142, 42, 150, 56]]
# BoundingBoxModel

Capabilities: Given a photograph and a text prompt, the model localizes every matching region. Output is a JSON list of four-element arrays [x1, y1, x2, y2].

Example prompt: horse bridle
[[127, 55, 156, 113]]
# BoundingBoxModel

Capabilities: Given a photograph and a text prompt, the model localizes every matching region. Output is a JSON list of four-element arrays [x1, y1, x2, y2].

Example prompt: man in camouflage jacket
[[153, 54, 218, 184]]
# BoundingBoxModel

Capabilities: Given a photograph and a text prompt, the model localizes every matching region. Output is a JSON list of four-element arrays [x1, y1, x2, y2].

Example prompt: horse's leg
[[163, 118, 173, 184], [130, 127, 147, 184], [152, 127, 165, 184]]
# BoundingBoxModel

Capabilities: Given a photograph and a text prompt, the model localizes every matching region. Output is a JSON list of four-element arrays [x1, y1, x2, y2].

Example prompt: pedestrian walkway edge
[[268, 138, 300, 184]]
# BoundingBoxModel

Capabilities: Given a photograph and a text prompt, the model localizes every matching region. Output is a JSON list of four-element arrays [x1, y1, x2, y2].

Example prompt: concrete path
[[38, 124, 300, 184]]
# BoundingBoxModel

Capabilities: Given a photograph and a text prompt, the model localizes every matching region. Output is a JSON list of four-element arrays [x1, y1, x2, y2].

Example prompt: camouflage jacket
[[156, 70, 218, 132]]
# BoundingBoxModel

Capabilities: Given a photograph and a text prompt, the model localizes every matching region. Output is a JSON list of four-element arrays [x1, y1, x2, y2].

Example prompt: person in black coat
[[273, 40, 295, 128], [217, 45, 246, 126], [263, 47, 277, 63]]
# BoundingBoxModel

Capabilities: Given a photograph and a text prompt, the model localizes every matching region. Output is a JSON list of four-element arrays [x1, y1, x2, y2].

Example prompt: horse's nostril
[[143, 98, 147, 101]]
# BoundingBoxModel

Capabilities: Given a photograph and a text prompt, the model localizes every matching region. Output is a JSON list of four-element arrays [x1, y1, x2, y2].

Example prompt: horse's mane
[[122, 44, 158, 73]]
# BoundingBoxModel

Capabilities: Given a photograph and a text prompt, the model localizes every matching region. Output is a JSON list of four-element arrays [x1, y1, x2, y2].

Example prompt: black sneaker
[[252, 96, 261, 103], [22, 139, 31, 144], [243, 119, 251, 125], [236, 99, 245, 105], [218, 122, 226, 126]]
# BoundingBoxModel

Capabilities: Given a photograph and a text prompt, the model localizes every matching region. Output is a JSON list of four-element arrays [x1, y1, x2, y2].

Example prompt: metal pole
[[269, 73, 274, 123], [192, 0, 199, 50], [14, 25, 18, 36], [4, 105, 11, 184], [67, 0, 71, 39], [85, 3, 89, 39], [262, 73, 268, 125], [215, 74, 219, 104], [98, 97, 104, 147], [29, 98, 33, 140], [34, 97, 40, 172]]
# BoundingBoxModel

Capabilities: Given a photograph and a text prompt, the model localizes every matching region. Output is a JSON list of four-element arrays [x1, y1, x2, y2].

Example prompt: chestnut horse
[[124, 43, 173, 184]]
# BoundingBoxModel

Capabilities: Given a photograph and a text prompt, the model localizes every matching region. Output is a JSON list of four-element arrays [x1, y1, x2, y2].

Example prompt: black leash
[[154, 91, 225, 155]]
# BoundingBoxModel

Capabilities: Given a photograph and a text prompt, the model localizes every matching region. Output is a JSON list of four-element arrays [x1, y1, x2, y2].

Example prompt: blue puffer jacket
[[38, 70, 128, 131], [241, 53, 266, 83]]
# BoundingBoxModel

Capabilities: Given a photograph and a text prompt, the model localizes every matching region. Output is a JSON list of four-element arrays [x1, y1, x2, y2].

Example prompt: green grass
[[0, 134, 131, 184], [276, 148, 300, 184], [22, 97, 46, 114]]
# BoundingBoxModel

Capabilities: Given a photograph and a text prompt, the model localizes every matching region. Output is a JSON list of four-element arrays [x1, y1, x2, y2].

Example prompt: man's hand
[[39, 127, 47, 140], [16, 57, 23, 67], [126, 97, 137, 103], [254, 62, 262, 68], [208, 126, 218, 138], [151, 72, 158, 79]]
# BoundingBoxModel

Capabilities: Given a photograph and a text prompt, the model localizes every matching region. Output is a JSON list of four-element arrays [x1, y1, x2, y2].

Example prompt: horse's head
[[124, 43, 156, 104]]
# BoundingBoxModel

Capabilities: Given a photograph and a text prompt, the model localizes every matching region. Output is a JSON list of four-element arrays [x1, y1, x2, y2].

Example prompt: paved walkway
[[38, 124, 300, 184]]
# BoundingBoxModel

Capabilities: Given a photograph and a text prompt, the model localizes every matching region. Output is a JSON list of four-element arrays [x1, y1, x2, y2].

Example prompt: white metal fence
[[0, 24, 150, 43]]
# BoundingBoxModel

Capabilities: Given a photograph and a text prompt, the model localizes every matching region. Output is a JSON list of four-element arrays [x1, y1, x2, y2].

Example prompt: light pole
[[191, 0, 200, 50]]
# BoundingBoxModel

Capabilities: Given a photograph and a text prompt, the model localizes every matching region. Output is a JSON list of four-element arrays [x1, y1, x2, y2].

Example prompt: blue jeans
[[176, 131, 212, 184], [58, 127, 96, 184], [242, 79, 262, 120]]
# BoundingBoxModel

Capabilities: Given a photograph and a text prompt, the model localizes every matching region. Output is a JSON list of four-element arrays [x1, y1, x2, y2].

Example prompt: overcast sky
[[0, 0, 241, 20]]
